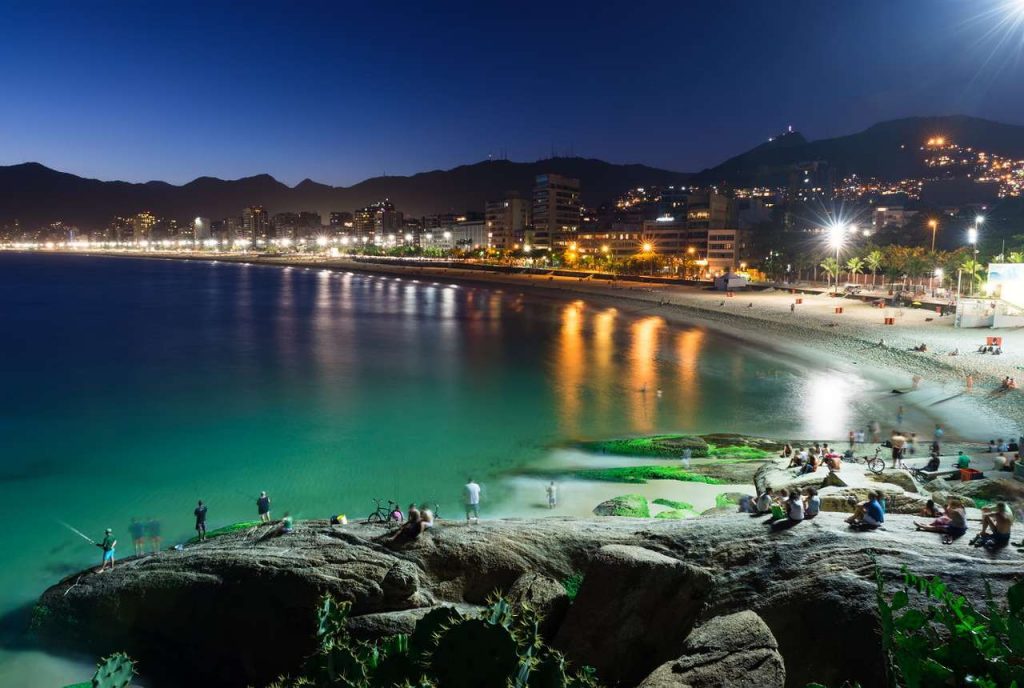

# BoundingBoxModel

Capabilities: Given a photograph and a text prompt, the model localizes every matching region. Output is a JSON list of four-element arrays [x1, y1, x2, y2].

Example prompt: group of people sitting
[[752, 486, 820, 525], [386, 503, 436, 546], [978, 344, 1003, 355], [913, 498, 1013, 548], [1000, 377, 1018, 390], [781, 443, 842, 473]]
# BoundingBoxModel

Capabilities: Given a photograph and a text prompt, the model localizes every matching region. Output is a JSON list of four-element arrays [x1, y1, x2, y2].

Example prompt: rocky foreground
[[35, 513, 1023, 688]]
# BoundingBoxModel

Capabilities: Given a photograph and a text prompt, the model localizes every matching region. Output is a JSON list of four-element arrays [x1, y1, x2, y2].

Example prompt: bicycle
[[849, 447, 886, 474], [365, 498, 401, 525]]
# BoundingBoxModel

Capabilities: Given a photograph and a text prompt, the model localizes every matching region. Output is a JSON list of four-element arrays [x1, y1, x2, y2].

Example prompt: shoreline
[[22, 249, 1021, 442]]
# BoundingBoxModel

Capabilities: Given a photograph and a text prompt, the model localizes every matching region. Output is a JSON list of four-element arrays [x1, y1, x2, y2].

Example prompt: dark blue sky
[[2, 0, 1023, 186]]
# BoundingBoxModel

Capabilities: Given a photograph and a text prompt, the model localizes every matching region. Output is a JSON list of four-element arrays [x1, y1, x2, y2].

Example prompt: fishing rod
[[57, 520, 97, 545]]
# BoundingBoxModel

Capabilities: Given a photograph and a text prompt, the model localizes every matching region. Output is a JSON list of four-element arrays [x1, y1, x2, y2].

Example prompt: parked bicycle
[[848, 447, 886, 474], [365, 498, 402, 525]]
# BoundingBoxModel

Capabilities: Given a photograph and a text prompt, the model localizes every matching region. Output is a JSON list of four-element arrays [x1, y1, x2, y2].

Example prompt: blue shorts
[[103, 549, 115, 562]]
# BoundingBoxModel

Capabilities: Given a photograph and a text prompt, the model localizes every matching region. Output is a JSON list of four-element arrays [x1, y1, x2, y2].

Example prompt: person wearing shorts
[[194, 500, 208, 542], [96, 528, 116, 573], [464, 478, 481, 522]]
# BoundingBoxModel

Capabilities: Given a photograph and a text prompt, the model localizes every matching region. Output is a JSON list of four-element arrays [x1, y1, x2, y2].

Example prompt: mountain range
[[2, 115, 1022, 230]]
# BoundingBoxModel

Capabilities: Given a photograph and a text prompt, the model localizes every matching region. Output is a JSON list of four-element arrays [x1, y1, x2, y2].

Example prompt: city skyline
[[3, 1, 1024, 186]]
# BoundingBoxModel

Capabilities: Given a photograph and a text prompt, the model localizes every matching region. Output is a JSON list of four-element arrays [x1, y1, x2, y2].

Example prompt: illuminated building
[[485, 192, 529, 250], [131, 211, 157, 242], [531, 174, 580, 251], [243, 206, 269, 243]]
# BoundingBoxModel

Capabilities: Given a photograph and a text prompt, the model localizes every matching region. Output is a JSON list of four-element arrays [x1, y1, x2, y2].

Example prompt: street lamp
[[642, 242, 654, 276], [928, 219, 938, 252], [968, 225, 979, 296], [828, 222, 847, 293]]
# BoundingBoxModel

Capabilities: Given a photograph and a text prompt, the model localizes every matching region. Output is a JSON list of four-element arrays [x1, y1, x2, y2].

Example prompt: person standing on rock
[[96, 528, 116, 573], [546, 481, 558, 509], [194, 500, 208, 542], [129, 518, 145, 556], [257, 491, 272, 523], [890, 430, 906, 469], [146, 517, 161, 553], [464, 478, 481, 523]]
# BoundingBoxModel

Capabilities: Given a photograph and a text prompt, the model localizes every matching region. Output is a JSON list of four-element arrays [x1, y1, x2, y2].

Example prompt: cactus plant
[[409, 606, 462, 658], [431, 619, 520, 688], [91, 652, 135, 688]]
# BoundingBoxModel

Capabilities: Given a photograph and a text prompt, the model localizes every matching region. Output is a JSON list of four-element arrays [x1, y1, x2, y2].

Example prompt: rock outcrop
[[638, 611, 785, 687], [592, 493, 651, 517], [33, 513, 1024, 688], [554, 545, 713, 685]]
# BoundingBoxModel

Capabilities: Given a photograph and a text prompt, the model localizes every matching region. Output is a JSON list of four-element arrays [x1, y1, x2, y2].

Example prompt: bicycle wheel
[[867, 457, 885, 474], [365, 511, 385, 524]]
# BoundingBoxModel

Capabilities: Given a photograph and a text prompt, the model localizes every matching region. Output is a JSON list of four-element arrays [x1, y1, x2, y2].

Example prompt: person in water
[[194, 500, 208, 542], [257, 491, 272, 523], [96, 528, 117, 573], [129, 518, 146, 556]]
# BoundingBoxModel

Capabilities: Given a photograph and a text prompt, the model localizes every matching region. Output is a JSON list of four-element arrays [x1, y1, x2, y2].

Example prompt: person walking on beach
[[546, 481, 558, 509], [96, 528, 116, 573], [194, 500, 208, 542], [129, 518, 145, 556], [464, 478, 481, 523], [681, 447, 692, 469], [257, 491, 272, 523], [146, 517, 161, 553]]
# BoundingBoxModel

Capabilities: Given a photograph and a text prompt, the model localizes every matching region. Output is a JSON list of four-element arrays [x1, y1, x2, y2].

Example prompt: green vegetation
[[187, 520, 262, 544], [595, 494, 650, 517], [715, 493, 741, 510], [265, 594, 600, 688], [62, 653, 136, 688], [877, 566, 1024, 687], [576, 434, 708, 458], [576, 466, 724, 485], [562, 573, 584, 602], [654, 510, 690, 520], [652, 498, 694, 510], [707, 444, 772, 460]]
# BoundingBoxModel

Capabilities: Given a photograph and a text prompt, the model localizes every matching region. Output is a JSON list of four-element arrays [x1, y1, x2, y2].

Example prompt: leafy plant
[[62, 652, 136, 688], [574, 466, 723, 484], [651, 498, 693, 511], [272, 594, 599, 688], [877, 565, 1024, 688]]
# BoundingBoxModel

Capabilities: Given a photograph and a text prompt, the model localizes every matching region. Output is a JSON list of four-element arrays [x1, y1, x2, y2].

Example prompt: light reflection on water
[[0, 254, 900, 685]]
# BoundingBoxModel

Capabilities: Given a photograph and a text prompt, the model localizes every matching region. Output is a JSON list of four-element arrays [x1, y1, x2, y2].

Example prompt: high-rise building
[[531, 174, 580, 251], [485, 192, 529, 250], [243, 206, 269, 243], [353, 201, 403, 243], [329, 212, 354, 232], [132, 211, 157, 242]]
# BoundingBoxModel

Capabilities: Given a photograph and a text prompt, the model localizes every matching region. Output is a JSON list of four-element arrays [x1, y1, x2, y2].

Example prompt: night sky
[[2, 0, 1023, 186]]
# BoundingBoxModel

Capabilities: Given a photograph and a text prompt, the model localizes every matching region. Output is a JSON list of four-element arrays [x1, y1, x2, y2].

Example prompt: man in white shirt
[[464, 478, 481, 523], [546, 481, 557, 509]]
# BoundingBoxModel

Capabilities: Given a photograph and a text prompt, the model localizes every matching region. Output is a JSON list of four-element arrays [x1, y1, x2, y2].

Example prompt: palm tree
[[1008, 251, 1024, 264], [864, 250, 883, 287], [819, 257, 839, 290], [845, 256, 864, 285], [960, 258, 984, 296]]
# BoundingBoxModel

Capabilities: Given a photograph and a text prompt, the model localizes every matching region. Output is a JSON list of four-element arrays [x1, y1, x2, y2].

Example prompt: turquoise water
[[0, 253, 913, 682]]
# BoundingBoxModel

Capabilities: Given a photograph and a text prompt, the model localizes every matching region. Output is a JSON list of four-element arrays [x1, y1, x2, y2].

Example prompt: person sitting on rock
[[846, 491, 884, 529], [915, 498, 967, 542], [924, 452, 941, 473], [786, 450, 803, 469], [799, 454, 819, 475], [785, 491, 805, 524], [988, 440, 997, 453], [824, 451, 842, 471], [919, 499, 942, 518], [995, 453, 1010, 471], [387, 506, 424, 547], [976, 502, 1014, 549], [802, 487, 820, 519], [780, 443, 793, 459], [957, 451, 971, 469], [754, 488, 774, 515]]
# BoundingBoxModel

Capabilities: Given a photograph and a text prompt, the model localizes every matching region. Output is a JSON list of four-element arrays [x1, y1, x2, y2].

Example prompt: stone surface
[[638, 611, 784, 688], [554, 545, 713, 685], [35, 513, 1024, 688], [592, 493, 650, 517], [506, 572, 569, 638]]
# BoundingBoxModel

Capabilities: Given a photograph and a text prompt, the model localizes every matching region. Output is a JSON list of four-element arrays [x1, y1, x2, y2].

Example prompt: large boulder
[[638, 611, 785, 688], [506, 572, 569, 638], [592, 494, 650, 517], [951, 477, 1024, 503], [819, 487, 930, 515], [869, 469, 918, 493], [554, 545, 713, 685]]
